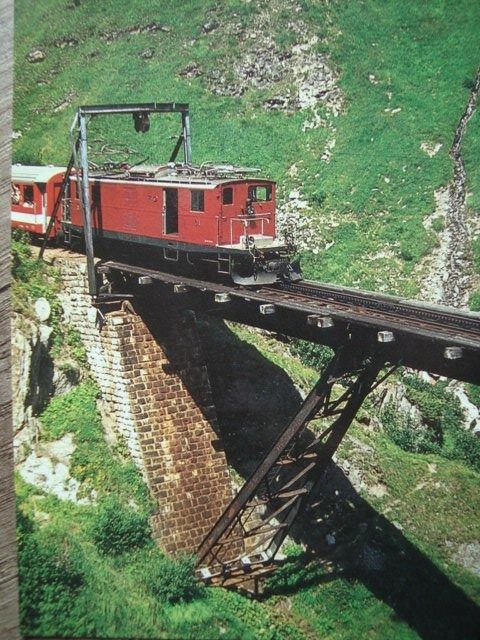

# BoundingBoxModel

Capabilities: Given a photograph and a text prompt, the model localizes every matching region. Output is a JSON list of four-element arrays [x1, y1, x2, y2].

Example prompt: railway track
[[272, 280, 480, 340], [101, 261, 480, 352]]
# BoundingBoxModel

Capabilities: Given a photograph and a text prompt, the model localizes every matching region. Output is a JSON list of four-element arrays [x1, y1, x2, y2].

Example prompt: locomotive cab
[[216, 178, 299, 285], [218, 180, 276, 249]]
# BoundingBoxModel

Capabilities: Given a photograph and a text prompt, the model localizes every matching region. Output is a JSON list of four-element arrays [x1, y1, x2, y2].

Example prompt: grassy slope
[[13, 0, 480, 294], [300, 0, 480, 292], [13, 1, 480, 638], [17, 322, 480, 639], [17, 382, 300, 640], [233, 326, 480, 639], [209, 323, 480, 639]]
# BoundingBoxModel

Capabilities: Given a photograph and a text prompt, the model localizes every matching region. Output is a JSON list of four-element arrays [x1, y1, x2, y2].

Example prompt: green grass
[[297, 1, 480, 292], [12, 231, 88, 366], [39, 381, 152, 510], [13, 2, 480, 637], [227, 321, 319, 391], [13, 0, 480, 294], [11, 230, 62, 319], [16, 319, 480, 639], [16, 479, 307, 639], [380, 375, 480, 472]]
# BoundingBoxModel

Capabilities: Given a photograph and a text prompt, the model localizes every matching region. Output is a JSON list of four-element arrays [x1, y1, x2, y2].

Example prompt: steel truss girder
[[196, 345, 395, 588], [69, 102, 193, 297]]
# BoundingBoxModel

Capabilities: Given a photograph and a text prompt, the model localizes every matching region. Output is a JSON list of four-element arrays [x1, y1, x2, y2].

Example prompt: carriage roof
[[11, 165, 66, 183]]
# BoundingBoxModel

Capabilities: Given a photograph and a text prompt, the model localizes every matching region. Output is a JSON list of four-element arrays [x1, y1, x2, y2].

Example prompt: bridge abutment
[[57, 258, 237, 554]]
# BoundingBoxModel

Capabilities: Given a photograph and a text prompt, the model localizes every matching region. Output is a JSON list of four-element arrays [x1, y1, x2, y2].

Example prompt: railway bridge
[[87, 259, 480, 590], [35, 101, 480, 590]]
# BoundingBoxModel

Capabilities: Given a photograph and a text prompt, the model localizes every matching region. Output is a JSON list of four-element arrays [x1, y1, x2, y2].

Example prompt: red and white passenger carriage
[[11, 165, 65, 237]]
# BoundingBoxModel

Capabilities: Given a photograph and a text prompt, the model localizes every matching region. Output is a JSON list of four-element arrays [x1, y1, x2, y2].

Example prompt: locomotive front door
[[164, 188, 178, 234]]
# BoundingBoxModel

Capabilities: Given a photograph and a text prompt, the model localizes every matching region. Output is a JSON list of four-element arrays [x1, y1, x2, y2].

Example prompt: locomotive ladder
[[196, 344, 397, 590]]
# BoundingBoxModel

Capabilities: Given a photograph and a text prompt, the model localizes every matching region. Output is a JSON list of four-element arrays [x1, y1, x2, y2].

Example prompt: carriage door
[[164, 188, 178, 234]]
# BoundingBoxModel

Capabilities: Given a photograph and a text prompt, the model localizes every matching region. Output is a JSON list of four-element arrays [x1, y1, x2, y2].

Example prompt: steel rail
[[276, 280, 480, 332], [259, 287, 480, 345]]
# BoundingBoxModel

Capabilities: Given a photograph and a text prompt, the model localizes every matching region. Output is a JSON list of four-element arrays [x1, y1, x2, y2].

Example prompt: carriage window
[[222, 187, 233, 205], [23, 185, 34, 205], [248, 185, 272, 202], [191, 189, 204, 212]]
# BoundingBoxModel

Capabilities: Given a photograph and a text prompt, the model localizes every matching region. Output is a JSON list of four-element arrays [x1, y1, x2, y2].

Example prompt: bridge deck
[[100, 261, 480, 385]]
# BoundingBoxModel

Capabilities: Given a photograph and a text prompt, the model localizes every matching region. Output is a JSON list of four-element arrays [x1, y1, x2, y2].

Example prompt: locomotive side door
[[164, 188, 178, 234]]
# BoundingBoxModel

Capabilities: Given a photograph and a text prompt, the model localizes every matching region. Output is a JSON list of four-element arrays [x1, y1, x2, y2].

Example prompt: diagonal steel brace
[[196, 344, 390, 587]]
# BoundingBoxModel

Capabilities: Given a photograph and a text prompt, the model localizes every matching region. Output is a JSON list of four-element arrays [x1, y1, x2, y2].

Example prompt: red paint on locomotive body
[[11, 162, 298, 284], [68, 168, 278, 253]]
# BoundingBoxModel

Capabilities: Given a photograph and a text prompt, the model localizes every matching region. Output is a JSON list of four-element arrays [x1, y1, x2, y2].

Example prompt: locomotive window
[[191, 189, 204, 212], [248, 185, 272, 202], [222, 187, 233, 205], [23, 185, 34, 205]]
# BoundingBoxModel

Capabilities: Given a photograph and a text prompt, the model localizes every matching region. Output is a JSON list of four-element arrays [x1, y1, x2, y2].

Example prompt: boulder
[[27, 49, 46, 63]]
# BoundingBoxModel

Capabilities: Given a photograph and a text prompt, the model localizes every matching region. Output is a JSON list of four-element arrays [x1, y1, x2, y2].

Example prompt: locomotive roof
[[11, 164, 66, 183], [86, 163, 274, 187]]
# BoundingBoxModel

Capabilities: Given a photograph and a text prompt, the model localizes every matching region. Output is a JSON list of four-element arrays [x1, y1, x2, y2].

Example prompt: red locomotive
[[11, 102, 300, 287]]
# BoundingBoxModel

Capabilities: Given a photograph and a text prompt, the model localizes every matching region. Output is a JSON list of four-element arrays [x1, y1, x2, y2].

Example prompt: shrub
[[472, 238, 480, 274], [467, 384, 480, 407], [310, 189, 327, 206], [17, 514, 85, 636], [469, 291, 480, 311], [431, 217, 445, 233], [143, 552, 202, 604], [443, 425, 480, 472], [290, 339, 334, 371], [40, 380, 100, 441], [381, 402, 441, 454], [11, 232, 86, 362], [383, 378, 480, 471], [91, 497, 151, 555], [52, 325, 87, 364], [40, 382, 152, 508], [403, 376, 463, 434], [11, 231, 62, 316]]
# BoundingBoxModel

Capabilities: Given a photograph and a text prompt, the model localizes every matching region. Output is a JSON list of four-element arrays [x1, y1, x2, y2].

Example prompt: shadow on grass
[[135, 302, 479, 639], [266, 466, 480, 640], [199, 317, 480, 640]]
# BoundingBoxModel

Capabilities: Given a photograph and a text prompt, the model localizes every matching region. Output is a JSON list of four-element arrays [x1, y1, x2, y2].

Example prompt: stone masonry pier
[[57, 258, 236, 554]]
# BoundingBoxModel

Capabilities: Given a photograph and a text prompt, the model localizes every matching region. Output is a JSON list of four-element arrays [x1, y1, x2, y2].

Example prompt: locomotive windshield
[[248, 184, 272, 202]]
